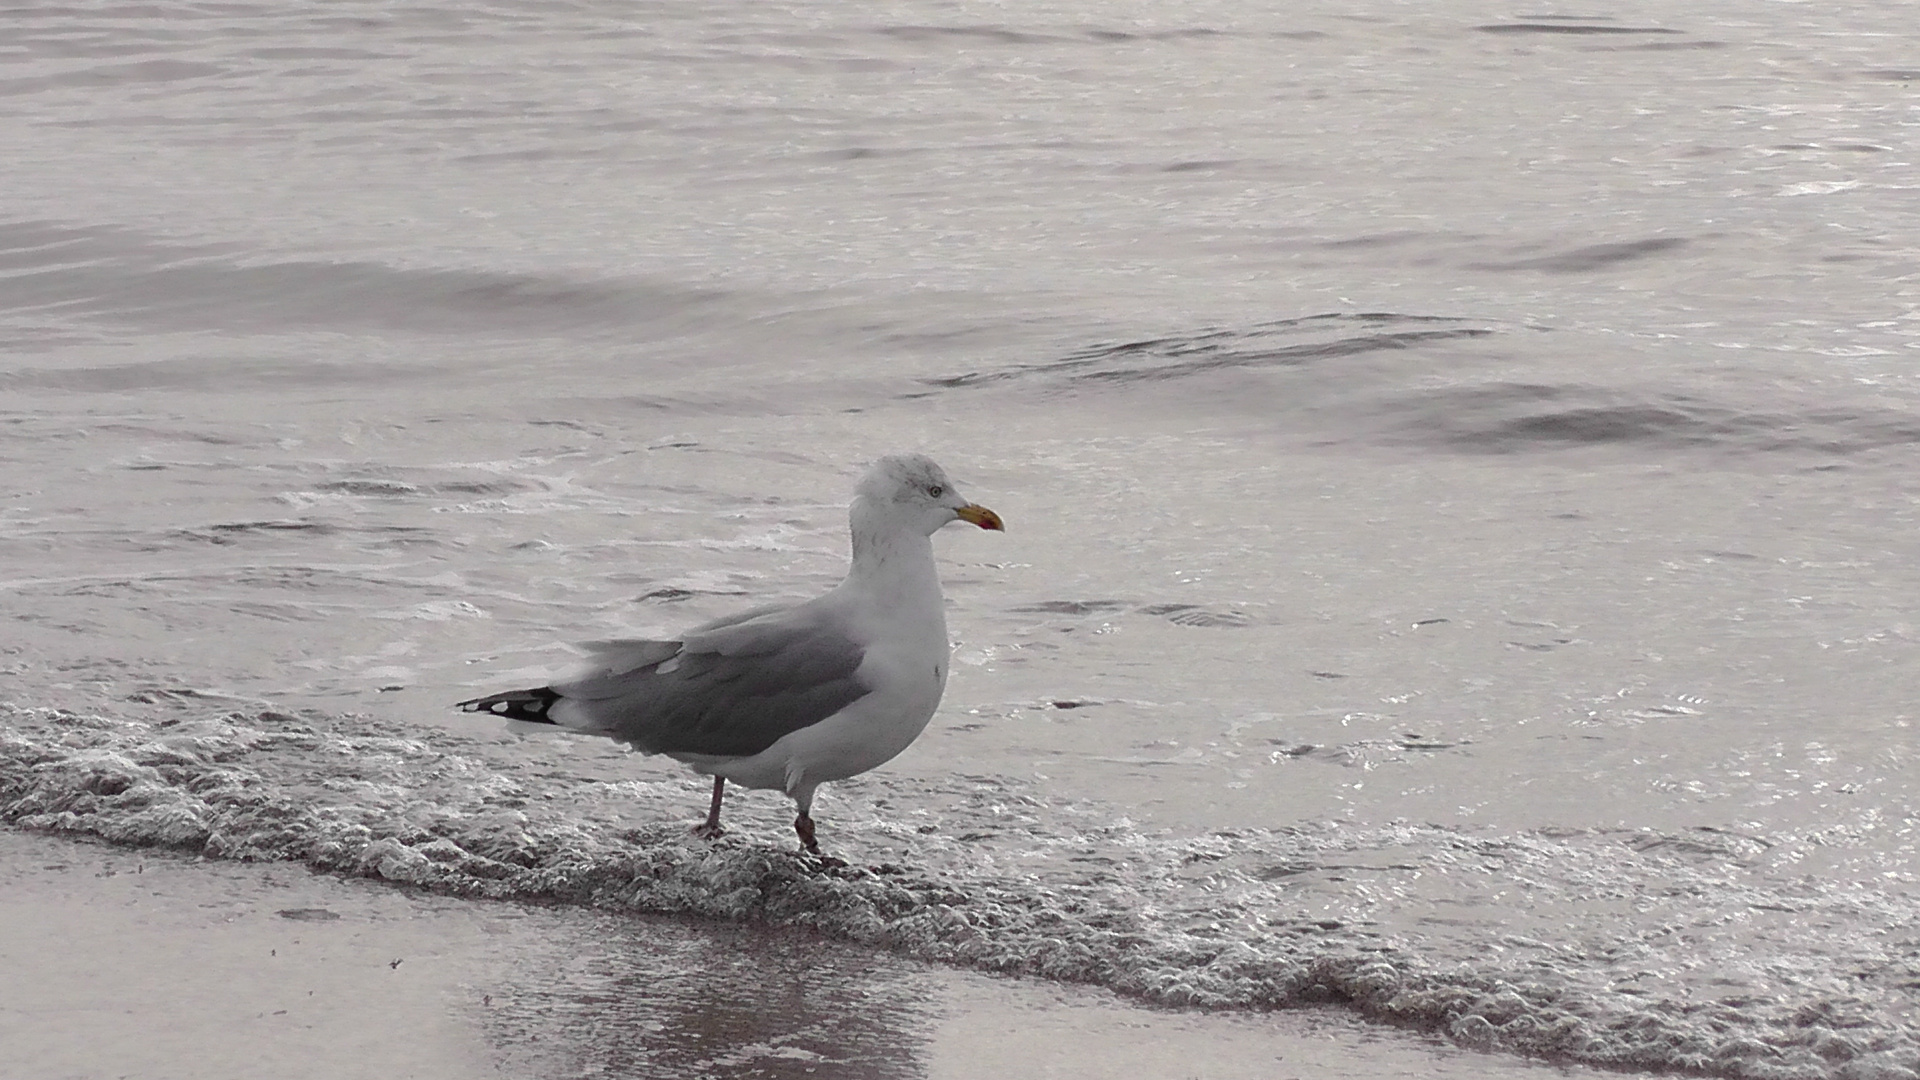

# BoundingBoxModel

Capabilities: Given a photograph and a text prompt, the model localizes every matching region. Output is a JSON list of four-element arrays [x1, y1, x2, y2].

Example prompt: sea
[[2, 1, 1917, 1077]]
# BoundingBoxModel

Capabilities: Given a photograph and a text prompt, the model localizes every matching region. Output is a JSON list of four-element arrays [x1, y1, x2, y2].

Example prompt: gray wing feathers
[[563, 603, 795, 691], [554, 610, 870, 759], [570, 639, 681, 681]]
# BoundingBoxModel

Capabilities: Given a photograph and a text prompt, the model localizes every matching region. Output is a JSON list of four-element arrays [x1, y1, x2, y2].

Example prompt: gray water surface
[[3, 2, 1917, 1077]]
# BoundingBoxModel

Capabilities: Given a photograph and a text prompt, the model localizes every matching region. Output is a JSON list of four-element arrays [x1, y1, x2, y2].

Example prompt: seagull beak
[[955, 503, 1004, 531]]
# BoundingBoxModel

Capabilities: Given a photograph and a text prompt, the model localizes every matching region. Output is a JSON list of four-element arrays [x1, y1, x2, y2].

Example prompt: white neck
[[843, 499, 944, 613]]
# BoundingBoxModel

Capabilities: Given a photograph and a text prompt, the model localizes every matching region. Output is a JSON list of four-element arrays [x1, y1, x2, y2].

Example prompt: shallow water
[[3, 831, 1622, 1080], [3, 1, 1918, 1077]]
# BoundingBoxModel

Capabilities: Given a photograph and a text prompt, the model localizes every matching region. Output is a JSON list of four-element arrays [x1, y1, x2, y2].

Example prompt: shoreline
[[0, 829, 1607, 1080]]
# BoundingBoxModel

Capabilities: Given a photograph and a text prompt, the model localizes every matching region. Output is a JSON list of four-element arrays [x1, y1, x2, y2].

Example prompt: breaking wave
[[4, 703, 1915, 1080]]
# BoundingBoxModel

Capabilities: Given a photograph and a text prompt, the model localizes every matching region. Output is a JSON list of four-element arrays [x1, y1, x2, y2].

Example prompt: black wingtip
[[454, 686, 562, 724]]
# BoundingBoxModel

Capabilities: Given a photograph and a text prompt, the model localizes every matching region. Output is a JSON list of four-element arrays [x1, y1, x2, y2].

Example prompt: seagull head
[[855, 454, 1004, 537]]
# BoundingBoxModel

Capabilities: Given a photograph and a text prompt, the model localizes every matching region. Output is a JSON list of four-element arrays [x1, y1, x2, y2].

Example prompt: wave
[[923, 314, 1920, 459], [923, 312, 1499, 389], [0, 219, 732, 341], [0, 354, 452, 393], [1383, 383, 1920, 456], [1465, 237, 1689, 273], [3, 703, 1914, 1080], [1474, 23, 1685, 37], [872, 24, 1231, 46]]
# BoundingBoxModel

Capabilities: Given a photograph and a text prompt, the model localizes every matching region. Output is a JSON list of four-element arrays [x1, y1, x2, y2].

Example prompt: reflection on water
[[481, 917, 935, 1080]]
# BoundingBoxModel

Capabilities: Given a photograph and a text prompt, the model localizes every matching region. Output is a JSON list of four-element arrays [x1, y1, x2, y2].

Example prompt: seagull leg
[[691, 777, 726, 839], [793, 811, 846, 869], [793, 810, 820, 855]]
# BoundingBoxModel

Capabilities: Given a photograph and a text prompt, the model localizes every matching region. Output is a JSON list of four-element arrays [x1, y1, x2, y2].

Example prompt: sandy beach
[[1, 829, 1612, 1080]]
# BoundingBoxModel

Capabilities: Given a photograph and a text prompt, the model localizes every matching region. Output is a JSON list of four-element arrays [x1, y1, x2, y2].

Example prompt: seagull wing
[[553, 604, 871, 759]]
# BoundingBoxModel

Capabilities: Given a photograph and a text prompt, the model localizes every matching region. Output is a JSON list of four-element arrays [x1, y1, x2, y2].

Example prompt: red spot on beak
[[955, 504, 1004, 530]]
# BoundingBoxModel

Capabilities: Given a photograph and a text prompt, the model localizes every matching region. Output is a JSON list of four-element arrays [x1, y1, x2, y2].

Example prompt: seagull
[[455, 454, 1003, 858]]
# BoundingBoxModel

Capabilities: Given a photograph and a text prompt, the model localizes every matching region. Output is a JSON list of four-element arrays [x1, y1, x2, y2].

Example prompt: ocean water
[[3, 1, 1918, 1077]]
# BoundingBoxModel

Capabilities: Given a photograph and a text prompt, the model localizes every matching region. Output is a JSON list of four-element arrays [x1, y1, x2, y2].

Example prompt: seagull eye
[[927, 484, 945, 498]]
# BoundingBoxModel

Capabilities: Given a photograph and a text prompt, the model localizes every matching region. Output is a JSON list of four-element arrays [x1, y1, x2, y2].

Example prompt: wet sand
[[0, 830, 1612, 1080]]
